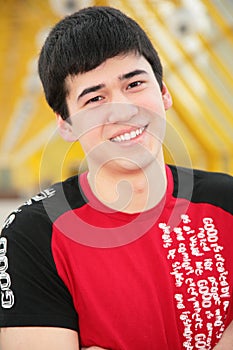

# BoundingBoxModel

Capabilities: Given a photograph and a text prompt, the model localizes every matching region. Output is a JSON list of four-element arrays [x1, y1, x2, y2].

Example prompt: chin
[[112, 154, 156, 173]]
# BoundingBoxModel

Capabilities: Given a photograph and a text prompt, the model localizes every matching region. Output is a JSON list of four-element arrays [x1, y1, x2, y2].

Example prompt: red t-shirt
[[1, 165, 233, 349]]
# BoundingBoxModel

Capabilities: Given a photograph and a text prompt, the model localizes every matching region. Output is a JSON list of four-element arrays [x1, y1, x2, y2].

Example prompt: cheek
[[151, 95, 164, 112], [78, 127, 103, 152], [135, 91, 164, 114], [70, 111, 103, 140], [70, 104, 110, 139]]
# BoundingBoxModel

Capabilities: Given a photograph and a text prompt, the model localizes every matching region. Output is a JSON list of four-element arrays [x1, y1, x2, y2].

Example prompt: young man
[[0, 6, 233, 350]]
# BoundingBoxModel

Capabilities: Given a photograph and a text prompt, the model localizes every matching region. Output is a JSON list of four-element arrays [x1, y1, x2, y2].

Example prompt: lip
[[109, 125, 148, 143]]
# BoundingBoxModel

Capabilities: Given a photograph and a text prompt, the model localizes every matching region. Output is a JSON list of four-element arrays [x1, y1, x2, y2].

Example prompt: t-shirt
[[0, 165, 233, 350]]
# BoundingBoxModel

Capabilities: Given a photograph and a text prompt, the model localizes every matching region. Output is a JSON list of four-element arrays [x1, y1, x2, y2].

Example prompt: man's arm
[[213, 320, 233, 349], [0, 327, 79, 350], [0, 328, 109, 350]]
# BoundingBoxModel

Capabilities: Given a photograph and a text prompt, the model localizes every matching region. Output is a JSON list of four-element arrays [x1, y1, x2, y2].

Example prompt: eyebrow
[[77, 69, 148, 100], [119, 69, 148, 81], [78, 84, 105, 100]]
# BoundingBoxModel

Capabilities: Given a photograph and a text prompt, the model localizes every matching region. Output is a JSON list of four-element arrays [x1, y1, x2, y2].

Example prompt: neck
[[87, 155, 167, 214]]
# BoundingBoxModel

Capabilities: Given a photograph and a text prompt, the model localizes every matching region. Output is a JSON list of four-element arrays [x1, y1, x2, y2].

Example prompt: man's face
[[60, 53, 172, 173]]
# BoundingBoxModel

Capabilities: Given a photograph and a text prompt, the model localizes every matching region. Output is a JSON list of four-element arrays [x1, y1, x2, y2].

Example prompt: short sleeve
[[0, 201, 78, 331]]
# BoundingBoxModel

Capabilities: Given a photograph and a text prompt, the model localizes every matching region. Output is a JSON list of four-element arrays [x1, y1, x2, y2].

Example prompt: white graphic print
[[1, 188, 56, 308], [159, 215, 230, 350], [0, 237, 14, 309], [2, 188, 56, 230], [23, 187, 56, 206], [2, 209, 22, 230]]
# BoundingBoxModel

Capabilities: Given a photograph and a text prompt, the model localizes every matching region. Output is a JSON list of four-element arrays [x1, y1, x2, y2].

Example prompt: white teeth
[[111, 126, 145, 142], [124, 133, 131, 141], [130, 131, 136, 138]]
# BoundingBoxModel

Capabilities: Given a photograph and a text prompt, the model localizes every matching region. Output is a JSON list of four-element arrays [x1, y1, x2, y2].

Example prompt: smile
[[110, 126, 146, 142]]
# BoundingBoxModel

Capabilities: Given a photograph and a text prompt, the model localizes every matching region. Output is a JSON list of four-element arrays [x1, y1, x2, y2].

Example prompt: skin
[[213, 321, 233, 349], [59, 54, 172, 213], [1, 53, 232, 349]]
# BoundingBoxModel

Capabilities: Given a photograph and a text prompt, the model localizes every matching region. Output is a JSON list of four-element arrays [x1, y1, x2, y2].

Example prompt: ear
[[161, 82, 172, 110], [56, 114, 77, 142]]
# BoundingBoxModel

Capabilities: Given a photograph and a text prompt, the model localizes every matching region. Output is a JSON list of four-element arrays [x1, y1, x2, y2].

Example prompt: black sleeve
[[170, 165, 233, 215], [0, 201, 78, 331]]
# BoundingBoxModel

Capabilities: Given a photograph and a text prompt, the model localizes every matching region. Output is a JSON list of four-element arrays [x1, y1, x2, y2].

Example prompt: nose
[[107, 101, 139, 124]]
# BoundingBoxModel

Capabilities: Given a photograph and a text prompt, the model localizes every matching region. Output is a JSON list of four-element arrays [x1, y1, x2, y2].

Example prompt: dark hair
[[38, 6, 163, 120]]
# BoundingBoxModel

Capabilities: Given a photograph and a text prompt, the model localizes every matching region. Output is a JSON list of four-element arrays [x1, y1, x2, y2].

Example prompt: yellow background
[[0, 0, 233, 198]]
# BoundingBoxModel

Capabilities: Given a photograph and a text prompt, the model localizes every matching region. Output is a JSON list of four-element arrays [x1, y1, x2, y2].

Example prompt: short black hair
[[38, 6, 163, 120]]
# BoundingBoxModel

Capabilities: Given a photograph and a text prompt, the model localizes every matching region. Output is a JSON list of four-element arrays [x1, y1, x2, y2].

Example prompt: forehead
[[65, 54, 153, 90]]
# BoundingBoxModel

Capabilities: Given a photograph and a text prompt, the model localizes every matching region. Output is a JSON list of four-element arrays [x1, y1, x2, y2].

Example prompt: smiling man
[[0, 6, 233, 350], [59, 53, 171, 214]]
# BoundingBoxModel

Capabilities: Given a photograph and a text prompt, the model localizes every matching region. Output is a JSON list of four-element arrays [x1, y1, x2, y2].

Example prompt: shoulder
[[1, 174, 86, 234], [0, 180, 80, 329], [168, 165, 233, 214]]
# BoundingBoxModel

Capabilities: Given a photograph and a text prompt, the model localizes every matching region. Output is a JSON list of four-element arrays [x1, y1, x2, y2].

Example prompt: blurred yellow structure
[[0, 0, 233, 197]]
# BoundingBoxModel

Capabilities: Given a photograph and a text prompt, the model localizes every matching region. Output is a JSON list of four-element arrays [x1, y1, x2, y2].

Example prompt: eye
[[127, 81, 144, 89], [85, 95, 104, 105]]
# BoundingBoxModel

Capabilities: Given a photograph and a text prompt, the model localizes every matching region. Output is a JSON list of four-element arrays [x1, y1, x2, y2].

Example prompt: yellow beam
[[119, 0, 231, 172], [198, 34, 233, 93], [93, 0, 110, 5], [144, 0, 233, 145], [202, 0, 233, 45]]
